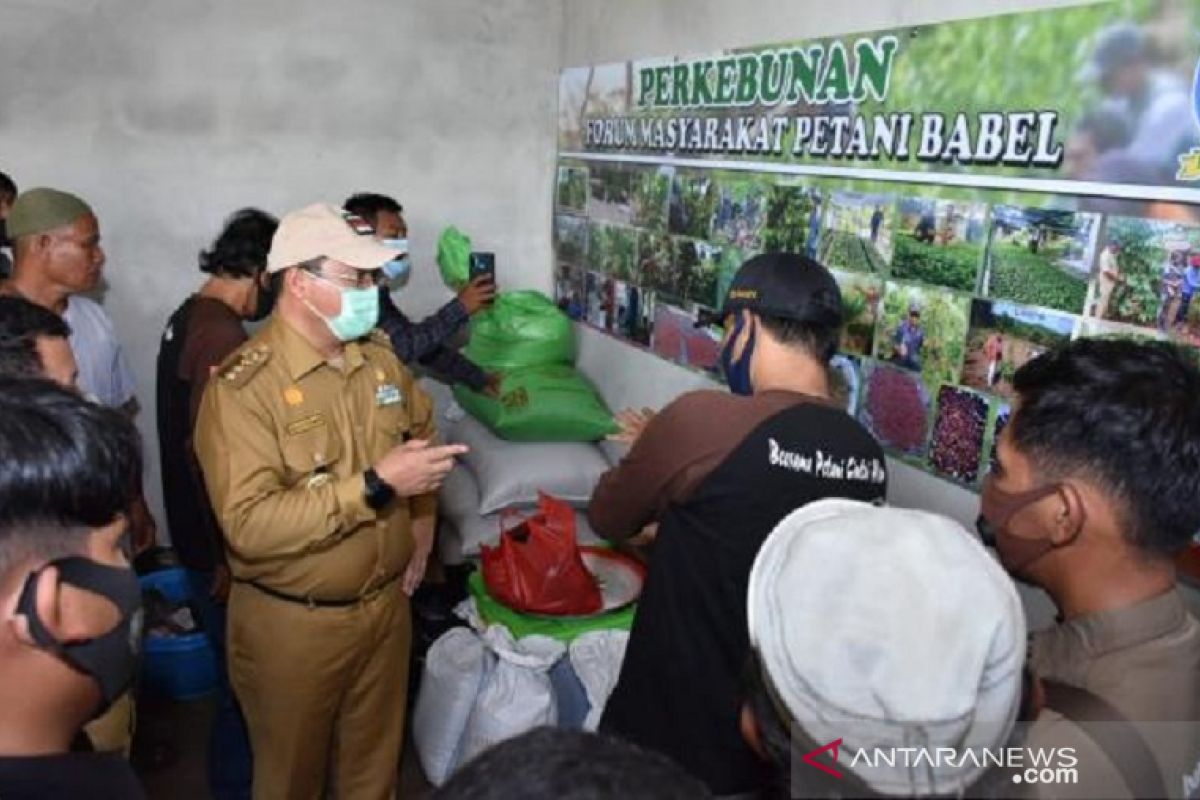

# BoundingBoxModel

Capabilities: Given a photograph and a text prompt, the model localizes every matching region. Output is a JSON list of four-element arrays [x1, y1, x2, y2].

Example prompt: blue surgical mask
[[382, 255, 411, 283], [720, 313, 756, 396], [379, 238, 411, 284], [306, 276, 380, 341]]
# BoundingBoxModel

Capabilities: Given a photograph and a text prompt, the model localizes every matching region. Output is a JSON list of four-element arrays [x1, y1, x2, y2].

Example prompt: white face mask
[[303, 273, 380, 341]]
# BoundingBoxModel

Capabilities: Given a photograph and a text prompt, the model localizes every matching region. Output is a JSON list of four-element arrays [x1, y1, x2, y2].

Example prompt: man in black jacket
[[344, 193, 498, 394]]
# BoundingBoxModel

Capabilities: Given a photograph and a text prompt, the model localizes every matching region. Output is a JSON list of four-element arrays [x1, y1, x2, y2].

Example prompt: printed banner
[[558, 1, 1200, 196], [552, 1, 1200, 580]]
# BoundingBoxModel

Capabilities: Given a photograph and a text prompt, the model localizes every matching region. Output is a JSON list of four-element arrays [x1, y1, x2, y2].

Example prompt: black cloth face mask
[[16, 557, 144, 718], [249, 273, 277, 322]]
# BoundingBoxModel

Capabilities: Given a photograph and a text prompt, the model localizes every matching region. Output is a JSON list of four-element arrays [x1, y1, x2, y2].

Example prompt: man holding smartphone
[[344, 193, 499, 396]]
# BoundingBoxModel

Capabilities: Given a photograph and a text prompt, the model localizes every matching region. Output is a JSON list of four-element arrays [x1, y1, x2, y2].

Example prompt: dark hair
[[198, 208, 278, 279], [0, 170, 16, 201], [756, 312, 841, 364], [741, 654, 877, 800], [433, 727, 713, 800], [0, 296, 71, 378], [1011, 339, 1200, 555], [343, 193, 403, 226], [0, 378, 142, 574]]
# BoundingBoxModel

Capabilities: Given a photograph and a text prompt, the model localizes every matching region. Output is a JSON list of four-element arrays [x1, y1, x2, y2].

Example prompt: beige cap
[[747, 499, 1025, 797], [266, 203, 399, 274]]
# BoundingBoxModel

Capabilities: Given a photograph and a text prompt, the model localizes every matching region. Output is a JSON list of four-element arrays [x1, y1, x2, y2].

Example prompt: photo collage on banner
[[554, 160, 1200, 491], [555, 1, 1200, 578]]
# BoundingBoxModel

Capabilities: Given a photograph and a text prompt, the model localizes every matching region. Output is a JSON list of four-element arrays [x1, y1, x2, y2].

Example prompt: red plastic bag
[[481, 493, 603, 616]]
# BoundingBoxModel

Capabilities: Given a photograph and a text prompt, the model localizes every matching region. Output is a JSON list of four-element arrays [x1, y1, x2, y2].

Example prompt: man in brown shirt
[[155, 208, 277, 799], [194, 204, 467, 800], [978, 339, 1200, 799], [590, 253, 888, 796]]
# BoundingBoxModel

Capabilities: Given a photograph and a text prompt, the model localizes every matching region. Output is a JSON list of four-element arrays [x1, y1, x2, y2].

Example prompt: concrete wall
[[561, 0, 1095, 64], [0, 0, 564, 524]]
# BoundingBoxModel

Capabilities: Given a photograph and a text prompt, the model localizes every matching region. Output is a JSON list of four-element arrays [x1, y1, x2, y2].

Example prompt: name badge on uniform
[[376, 383, 403, 407], [286, 413, 326, 436]]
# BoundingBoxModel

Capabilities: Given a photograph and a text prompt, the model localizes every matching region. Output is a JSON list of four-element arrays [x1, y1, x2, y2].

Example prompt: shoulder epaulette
[[218, 344, 271, 388]]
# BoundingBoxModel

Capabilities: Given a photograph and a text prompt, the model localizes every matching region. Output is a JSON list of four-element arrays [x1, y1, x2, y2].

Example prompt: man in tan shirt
[[978, 339, 1200, 799], [194, 204, 467, 800]]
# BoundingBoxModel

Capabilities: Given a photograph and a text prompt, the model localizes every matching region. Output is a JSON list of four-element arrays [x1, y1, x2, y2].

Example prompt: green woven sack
[[465, 290, 575, 370], [437, 226, 472, 290], [454, 364, 618, 442]]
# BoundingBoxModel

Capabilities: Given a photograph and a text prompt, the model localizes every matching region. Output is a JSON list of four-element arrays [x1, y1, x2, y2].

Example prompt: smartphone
[[469, 251, 496, 284]]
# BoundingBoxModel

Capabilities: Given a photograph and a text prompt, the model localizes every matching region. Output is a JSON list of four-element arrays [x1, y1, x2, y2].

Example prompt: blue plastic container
[[139, 567, 218, 700]]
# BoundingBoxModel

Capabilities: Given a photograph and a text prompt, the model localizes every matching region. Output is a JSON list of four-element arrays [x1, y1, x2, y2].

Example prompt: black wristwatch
[[363, 468, 396, 511]]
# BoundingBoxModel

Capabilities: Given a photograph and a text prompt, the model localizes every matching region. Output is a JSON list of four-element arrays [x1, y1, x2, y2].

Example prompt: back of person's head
[[744, 499, 1026, 799], [721, 252, 843, 364], [0, 295, 70, 378], [1009, 339, 1200, 557], [0, 377, 142, 575], [0, 377, 144, 731], [343, 192, 402, 225], [198, 208, 279, 278], [433, 727, 713, 800]]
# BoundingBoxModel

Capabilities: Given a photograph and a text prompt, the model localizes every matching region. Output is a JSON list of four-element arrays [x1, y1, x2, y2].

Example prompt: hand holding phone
[[469, 252, 495, 284], [463, 252, 497, 313]]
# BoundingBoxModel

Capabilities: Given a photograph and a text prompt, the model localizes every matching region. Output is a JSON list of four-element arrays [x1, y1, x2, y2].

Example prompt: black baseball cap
[[719, 252, 843, 327]]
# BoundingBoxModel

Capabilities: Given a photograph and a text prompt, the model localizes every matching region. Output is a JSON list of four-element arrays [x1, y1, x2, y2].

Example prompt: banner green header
[[636, 37, 899, 108], [558, 1, 1200, 198]]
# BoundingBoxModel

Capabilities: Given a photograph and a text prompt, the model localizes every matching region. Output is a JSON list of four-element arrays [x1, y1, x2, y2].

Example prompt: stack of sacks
[[453, 291, 618, 442], [418, 379, 609, 565], [438, 415, 609, 564]]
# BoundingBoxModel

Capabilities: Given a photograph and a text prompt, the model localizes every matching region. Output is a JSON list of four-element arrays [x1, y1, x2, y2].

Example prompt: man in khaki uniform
[[978, 339, 1200, 799], [195, 203, 468, 800]]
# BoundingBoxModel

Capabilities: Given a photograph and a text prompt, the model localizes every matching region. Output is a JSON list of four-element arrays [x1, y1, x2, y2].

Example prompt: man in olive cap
[[1, 188, 137, 412]]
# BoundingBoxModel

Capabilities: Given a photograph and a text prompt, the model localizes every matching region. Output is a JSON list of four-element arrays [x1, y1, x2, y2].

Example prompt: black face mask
[[249, 274, 277, 322], [0, 218, 9, 248], [16, 557, 144, 718]]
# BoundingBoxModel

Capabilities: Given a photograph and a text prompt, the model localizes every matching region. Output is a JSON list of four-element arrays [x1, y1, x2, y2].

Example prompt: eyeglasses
[[304, 267, 381, 290]]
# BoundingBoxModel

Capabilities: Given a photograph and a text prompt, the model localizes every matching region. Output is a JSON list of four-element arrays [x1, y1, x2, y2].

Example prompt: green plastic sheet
[[468, 571, 635, 643], [437, 226, 472, 290]]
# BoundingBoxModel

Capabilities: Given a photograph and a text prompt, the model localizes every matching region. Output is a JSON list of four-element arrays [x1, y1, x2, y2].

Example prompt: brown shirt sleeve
[[179, 302, 248, 567], [588, 390, 809, 540], [180, 305, 248, 430]]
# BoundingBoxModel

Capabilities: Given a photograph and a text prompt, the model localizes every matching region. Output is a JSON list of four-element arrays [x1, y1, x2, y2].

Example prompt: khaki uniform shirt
[[1025, 590, 1200, 799], [194, 314, 437, 600]]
